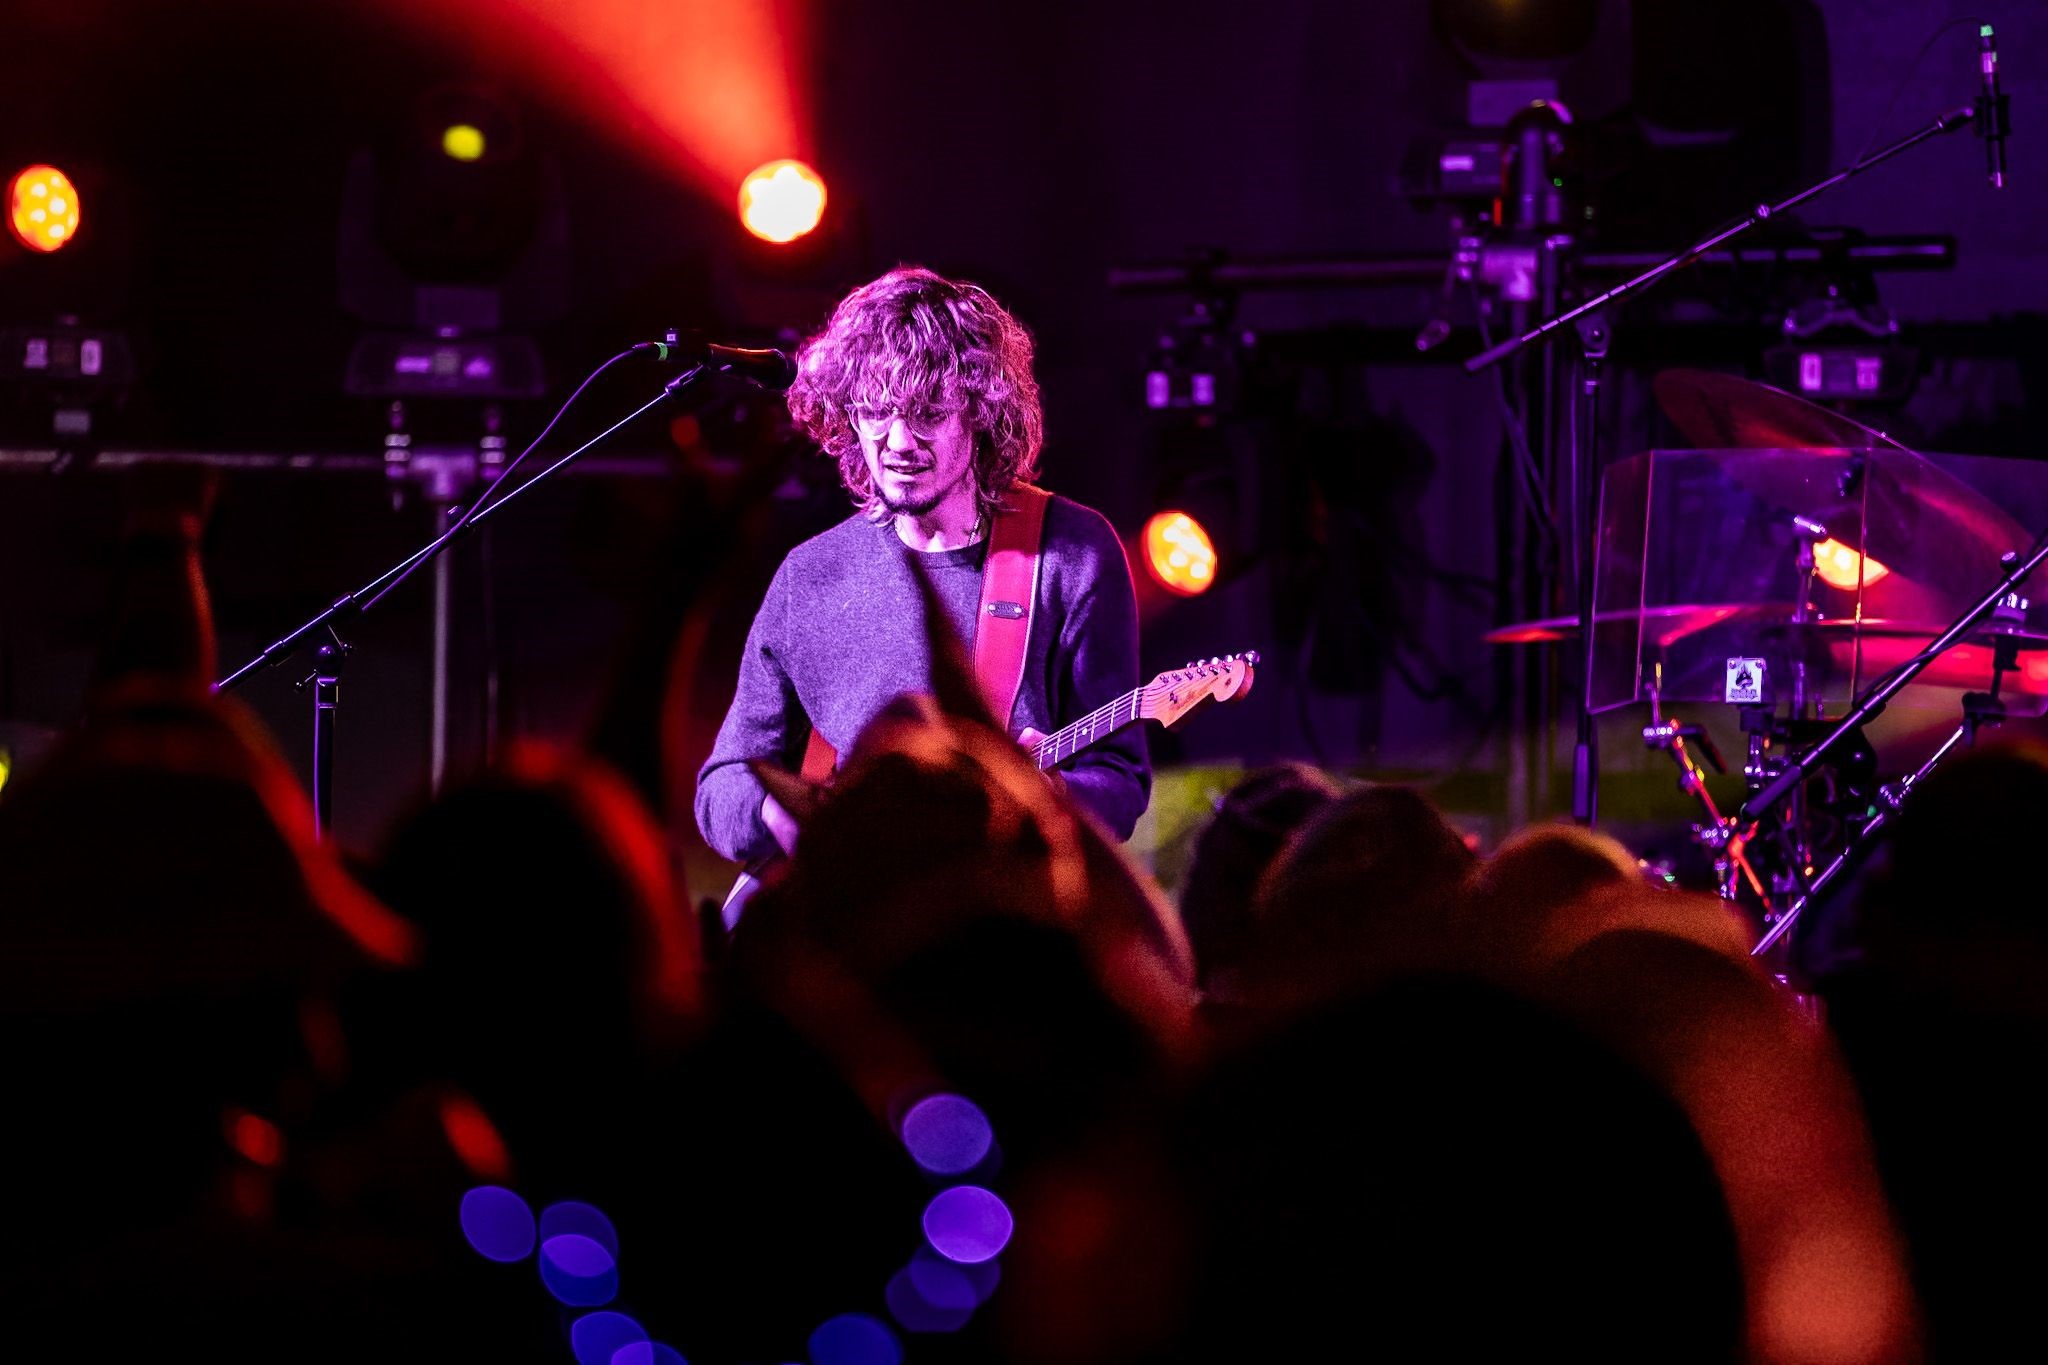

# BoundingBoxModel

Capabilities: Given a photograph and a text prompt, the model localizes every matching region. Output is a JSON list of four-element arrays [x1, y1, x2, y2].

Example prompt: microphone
[[1979, 23, 2011, 189], [646, 334, 800, 391]]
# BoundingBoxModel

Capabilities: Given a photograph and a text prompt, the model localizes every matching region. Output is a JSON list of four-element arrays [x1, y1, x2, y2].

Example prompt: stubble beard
[[881, 461, 973, 520]]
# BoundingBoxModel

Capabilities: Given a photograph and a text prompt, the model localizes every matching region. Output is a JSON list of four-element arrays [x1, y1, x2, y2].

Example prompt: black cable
[[1851, 15, 1989, 167], [361, 344, 650, 613]]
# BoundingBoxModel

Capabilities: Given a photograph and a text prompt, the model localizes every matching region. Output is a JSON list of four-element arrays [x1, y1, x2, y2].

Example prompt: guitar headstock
[[1138, 650, 1259, 730]]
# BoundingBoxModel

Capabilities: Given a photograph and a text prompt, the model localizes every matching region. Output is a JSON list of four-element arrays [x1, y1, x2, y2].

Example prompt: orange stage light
[[1143, 511, 1218, 596], [739, 158, 826, 242], [8, 165, 80, 253], [1812, 538, 1890, 592]]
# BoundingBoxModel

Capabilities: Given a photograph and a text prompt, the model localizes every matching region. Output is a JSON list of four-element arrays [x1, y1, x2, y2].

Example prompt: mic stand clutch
[[1464, 98, 1983, 826], [216, 363, 711, 839]]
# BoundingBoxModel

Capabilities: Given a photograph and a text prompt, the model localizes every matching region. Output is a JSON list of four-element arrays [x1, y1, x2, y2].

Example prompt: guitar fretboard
[[1029, 683, 1158, 769]]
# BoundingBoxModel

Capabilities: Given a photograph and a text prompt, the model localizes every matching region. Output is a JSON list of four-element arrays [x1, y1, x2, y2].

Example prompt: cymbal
[[1486, 610, 2048, 695], [1708, 448, 2027, 598], [1652, 368, 1907, 452], [1483, 603, 1791, 647]]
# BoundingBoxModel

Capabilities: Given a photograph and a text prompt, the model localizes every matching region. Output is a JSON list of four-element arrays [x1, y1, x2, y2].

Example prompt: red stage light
[[8, 165, 80, 253], [381, 0, 811, 206], [739, 159, 827, 243], [1142, 511, 1218, 596]]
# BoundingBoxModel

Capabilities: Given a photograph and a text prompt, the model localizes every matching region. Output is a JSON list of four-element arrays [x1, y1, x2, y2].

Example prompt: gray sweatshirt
[[694, 496, 1151, 864]]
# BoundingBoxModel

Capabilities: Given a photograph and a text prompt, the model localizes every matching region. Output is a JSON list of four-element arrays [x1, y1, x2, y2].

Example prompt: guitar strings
[[1029, 668, 1217, 767]]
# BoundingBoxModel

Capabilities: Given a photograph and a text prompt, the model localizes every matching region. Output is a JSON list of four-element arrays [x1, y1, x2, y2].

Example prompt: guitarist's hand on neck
[[1017, 727, 1068, 794]]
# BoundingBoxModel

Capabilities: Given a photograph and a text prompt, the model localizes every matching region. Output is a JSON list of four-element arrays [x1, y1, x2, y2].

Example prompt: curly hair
[[785, 266, 1044, 521]]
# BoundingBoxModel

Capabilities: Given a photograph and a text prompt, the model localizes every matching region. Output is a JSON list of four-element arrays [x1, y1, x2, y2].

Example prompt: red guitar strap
[[973, 483, 1050, 730], [795, 484, 1049, 780], [799, 727, 837, 782]]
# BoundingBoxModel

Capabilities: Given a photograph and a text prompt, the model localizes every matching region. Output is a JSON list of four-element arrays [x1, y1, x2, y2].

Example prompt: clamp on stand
[[294, 626, 351, 839]]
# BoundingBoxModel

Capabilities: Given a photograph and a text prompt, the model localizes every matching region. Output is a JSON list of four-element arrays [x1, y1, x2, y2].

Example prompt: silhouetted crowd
[[7, 505, 2046, 1363]]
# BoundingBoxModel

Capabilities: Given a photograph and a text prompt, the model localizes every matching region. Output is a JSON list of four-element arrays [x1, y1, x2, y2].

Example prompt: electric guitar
[[719, 650, 1259, 927]]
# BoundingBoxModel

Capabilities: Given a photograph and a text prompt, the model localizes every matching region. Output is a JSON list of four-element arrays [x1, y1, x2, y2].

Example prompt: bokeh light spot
[[540, 1233, 619, 1307], [541, 1200, 621, 1256], [739, 158, 827, 243], [460, 1185, 537, 1262], [922, 1186, 1014, 1264], [899, 1093, 994, 1175], [886, 1257, 977, 1334], [571, 1311, 648, 1365], [610, 1341, 687, 1365], [438, 1092, 513, 1181], [910, 1243, 1000, 1306], [808, 1313, 902, 1365], [225, 1107, 285, 1167]]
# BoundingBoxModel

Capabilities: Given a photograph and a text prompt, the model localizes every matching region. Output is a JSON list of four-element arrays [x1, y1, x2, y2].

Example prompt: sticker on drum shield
[[1725, 657, 1767, 705]]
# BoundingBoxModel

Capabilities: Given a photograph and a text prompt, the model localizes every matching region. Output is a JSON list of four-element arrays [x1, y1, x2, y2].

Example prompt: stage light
[[1143, 511, 1219, 597], [441, 123, 486, 162], [1812, 538, 1889, 592], [8, 165, 80, 253], [739, 159, 827, 243]]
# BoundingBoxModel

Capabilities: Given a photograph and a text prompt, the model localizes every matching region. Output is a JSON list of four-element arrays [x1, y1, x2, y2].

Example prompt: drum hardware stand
[[1466, 97, 1983, 827], [1568, 308, 1609, 825], [217, 360, 711, 839], [381, 403, 512, 796], [1642, 667, 1772, 906], [1746, 536, 2048, 956]]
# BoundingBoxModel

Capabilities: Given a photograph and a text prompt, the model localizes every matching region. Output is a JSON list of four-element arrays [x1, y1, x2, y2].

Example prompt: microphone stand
[[216, 364, 708, 838], [1464, 99, 1981, 826], [1740, 529, 2048, 954]]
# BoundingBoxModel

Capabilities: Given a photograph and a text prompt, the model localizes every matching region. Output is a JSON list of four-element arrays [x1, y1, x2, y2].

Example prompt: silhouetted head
[[373, 743, 701, 1121], [1236, 785, 1477, 1009], [1180, 763, 1346, 995]]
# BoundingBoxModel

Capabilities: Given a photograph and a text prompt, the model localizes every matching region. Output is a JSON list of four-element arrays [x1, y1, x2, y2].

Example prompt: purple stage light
[[910, 1243, 999, 1306], [541, 1200, 621, 1256], [539, 1233, 620, 1307], [885, 1262, 976, 1334], [570, 1311, 649, 1365], [807, 1313, 902, 1365], [921, 1185, 1013, 1264], [459, 1185, 536, 1262], [899, 1093, 994, 1175]]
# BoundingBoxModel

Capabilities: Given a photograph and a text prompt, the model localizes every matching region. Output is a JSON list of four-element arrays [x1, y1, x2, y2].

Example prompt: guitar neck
[[1029, 684, 1146, 770]]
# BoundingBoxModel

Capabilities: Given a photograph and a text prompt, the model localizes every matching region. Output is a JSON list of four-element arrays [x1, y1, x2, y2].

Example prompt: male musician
[[695, 267, 1149, 865]]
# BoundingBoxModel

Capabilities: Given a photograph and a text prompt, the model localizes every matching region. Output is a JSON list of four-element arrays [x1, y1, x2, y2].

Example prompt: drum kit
[[1485, 368, 2048, 959]]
